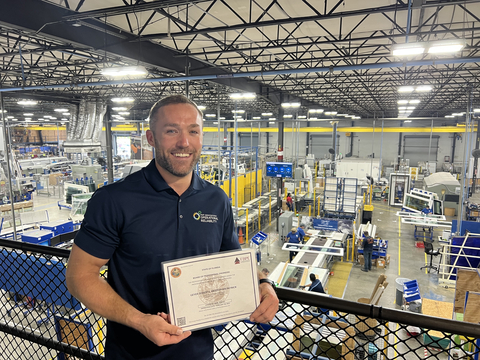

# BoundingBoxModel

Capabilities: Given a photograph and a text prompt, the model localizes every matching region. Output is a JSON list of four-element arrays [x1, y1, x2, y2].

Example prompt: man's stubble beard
[[154, 138, 201, 177]]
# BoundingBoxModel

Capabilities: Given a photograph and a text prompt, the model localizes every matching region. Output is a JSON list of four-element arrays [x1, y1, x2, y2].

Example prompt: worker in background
[[261, 268, 270, 277], [422, 205, 433, 215], [361, 230, 374, 272], [286, 193, 293, 211], [286, 227, 300, 262], [297, 224, 305, 243], [304, 273, 326, 294], [66, 95, 278, 360]]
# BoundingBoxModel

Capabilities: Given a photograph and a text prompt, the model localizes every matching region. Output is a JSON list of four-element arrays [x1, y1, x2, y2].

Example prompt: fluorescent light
[[197, 105, 206, 110], [231, 110, 245, 114], [474, 109, 480, 112], [415, 85, 432, 92], [397, 100, 409, 105], [298, 115, 307, 119], [54, 108, 68, 112], [269, 122, 276, 124], [269, 118, 276, 121], [452, 113, 464, 116], [325, 112, 332, 115], [336, 114, 348, 116], [407, 106, 416, 110], [392, 43, 425, 56], [6, 116, 13, 119], [309, 117, 318, 120], [50, 117, 57, 120], [111, 97, 134, 103], [118, 112, 130, 115], [213, 122, 218, 125], [398, 107, 407, 110], [101, 65, 148, 77], [409, 100, 421, 104], [23, 113, 34, 116], [445, 115, 455, 118], [281, 102, 301, 108], [353, 116, 361, 119], [17, 100, 37, 105], [284, 114, 293, 118], [25, 118, 31, 121], [0, 110, 6, 113], [309, 109, 324, 113], [38, 118, 44, 121], [261, 112, 273, 116], [61, 118, 68, 121], [230, 93, 256, 99], [219, 117, 225, 120], [205, 114, 216, 117], [62, 112, 70, 116], [404, 120, 412, 123], [112, 107, 127, 111], [428, 39, 465, 54], [252, 116, 261, 120], [398, 86, 414, 93]]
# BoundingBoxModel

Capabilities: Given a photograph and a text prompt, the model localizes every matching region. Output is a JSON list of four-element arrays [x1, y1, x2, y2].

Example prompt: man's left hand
[[249, 283, 279, 323]]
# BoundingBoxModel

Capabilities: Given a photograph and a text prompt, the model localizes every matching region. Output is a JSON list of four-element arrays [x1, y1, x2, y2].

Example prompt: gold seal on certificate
[[162, 249, 260, 331]]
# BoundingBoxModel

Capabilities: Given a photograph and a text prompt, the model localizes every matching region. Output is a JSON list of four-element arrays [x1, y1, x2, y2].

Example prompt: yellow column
[[246, 208, 249, 244], [309, 205, 311, 217], [313, 188, 316, 215], [317, 196, 320, 216], [352, 220, 356, 262]]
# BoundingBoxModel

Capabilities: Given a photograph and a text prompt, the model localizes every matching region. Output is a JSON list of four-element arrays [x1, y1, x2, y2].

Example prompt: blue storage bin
[[21, 230, 54, 246], [251, 231, 268, 245], [404, 291, 421, 302], [40, 220, 74, 236], [403, 280, 418, 290]]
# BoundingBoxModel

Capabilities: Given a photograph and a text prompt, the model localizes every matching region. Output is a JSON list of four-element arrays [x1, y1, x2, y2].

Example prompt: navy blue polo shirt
[[74, 160, 239, 360]]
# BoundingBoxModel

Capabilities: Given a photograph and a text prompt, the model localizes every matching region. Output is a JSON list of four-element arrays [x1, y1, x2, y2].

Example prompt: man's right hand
[[138, 313, 191, 347]]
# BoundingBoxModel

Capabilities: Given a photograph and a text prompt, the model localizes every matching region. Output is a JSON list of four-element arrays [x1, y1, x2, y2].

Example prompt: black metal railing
[[0, 238, 479, 360]]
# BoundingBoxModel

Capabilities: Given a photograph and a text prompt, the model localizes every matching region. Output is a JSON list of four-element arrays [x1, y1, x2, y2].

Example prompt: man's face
[[146, 103, 203, 178]]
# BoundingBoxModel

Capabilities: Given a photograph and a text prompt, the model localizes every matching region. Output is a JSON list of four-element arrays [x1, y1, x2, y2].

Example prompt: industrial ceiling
[[0, 0, 479, 123]]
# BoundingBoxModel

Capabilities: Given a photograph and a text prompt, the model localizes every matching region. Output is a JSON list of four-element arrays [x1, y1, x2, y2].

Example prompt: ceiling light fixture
[[231, 110, 245, 114], [269, 118, 276, 121], [269, 121, 276, 124], [398, 86, 415, 93], [309, 109, 324, 113], [101, 65, 148, 77], [112, 107, 127, 111], [17, 100, 37, 105], [445, 115, 455, 118], [281, 102, 301, 108], [118, 112, 130, 115], [298, 115, 307, 119], [428, 39, 466, 54], [205, 114, 216, 117], [252, 116, 261, 120], [392, 43, 425, 56], [230, 93, 256, 100], [261, 112, 273, 116], [415, 85, 432, 92], [283, 114, 293, 118], [111, 97, 134, 103], [409, 100, 421, 104], [54, 108, 68, 112], [62, 112, 70, 116], [23, 113, 34, 116], [397, 100, 409, 105]]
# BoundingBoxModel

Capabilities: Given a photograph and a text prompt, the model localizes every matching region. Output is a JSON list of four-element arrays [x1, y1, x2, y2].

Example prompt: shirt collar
[[144, 159, 205, 192]]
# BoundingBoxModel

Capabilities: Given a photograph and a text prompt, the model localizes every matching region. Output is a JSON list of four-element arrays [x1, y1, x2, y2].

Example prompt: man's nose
[[176, 132, 189, 148]]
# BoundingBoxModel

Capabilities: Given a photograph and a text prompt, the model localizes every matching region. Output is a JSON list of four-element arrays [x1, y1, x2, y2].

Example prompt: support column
[[105, 106, 114, 184], [276, 95, 285, 231], [331, 121, 338, 161]]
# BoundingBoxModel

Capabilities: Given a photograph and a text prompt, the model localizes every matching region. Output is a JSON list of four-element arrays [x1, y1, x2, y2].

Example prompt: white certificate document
[[162, 249, 260, 331]]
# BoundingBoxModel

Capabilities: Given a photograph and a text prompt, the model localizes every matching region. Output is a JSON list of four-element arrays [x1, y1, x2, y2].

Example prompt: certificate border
[[163, 249, 260, 330]]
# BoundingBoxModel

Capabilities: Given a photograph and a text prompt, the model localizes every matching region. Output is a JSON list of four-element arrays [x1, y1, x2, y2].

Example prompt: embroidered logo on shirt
[[193, 211, 218, 223]]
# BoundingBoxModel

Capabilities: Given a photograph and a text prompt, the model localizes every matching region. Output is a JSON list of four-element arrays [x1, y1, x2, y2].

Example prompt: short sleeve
[[74, 187, 122, 260]]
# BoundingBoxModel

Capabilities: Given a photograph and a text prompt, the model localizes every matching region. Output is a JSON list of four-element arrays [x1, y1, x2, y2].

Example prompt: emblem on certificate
[[162, 249, 260, 331]]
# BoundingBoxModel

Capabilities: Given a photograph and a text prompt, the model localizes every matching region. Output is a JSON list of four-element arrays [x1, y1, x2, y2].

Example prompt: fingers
[[249, 283, 279, 323]]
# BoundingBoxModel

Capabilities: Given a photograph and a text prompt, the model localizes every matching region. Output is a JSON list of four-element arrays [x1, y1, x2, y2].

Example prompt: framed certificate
[[162, 249, 260, 331]]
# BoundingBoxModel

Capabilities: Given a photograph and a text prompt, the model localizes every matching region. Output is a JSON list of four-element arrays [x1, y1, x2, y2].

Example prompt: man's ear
[[146, 129, 155, 147]]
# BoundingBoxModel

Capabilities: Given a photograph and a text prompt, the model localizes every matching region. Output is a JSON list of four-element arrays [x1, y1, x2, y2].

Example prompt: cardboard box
[[372, 259, 377, 267], [49, 173, 63, 186], [358, 255, 364, 266], [386, 254, 391, 265], [282, 199, 288, 211], [444, 207, 455, 217], [377, 259, 386, 268]]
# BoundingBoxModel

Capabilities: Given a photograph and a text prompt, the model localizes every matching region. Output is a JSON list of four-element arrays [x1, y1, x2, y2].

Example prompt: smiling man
[[66, 95, 278, 360]]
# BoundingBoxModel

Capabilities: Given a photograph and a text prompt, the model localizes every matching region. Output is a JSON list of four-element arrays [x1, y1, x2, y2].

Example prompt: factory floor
[[252, 199, 468, 311], [29, 190, 467, 309]]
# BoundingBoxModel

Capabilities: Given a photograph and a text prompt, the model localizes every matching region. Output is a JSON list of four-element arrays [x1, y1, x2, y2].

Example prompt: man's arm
[[66, 244, 191, 346], [249, 270, 279, 324]]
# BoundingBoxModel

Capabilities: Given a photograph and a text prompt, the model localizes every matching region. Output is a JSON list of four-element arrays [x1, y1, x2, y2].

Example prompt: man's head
[[363, 231, 369, 236], [309, 273, 316, 282], [291, 228, 297, 233], [146, 95, 203, 178], [300, 225, 305, 229], [426, 205, 430, 209], [262, 268, 270, 276]]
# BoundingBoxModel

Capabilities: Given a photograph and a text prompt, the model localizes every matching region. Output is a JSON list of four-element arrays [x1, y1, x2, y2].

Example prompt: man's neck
[[155, 162, 193, 196]]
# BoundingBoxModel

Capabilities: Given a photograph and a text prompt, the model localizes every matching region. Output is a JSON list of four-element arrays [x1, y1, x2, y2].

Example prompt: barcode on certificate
[[177, 317, 186, 326]]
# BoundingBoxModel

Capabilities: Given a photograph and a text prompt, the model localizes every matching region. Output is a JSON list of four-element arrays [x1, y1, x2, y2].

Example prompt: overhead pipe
[[1, 57, 480, 92], [406, 0, 413, 43]]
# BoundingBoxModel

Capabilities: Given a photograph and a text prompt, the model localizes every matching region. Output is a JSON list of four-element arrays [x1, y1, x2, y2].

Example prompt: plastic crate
[[251, 231, 268, 245]]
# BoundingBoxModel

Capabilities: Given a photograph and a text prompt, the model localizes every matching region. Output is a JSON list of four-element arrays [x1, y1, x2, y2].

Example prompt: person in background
[[361, 230, 374, 272], [286, 193, 293, 211], [421, 205, 433, 215], [297, 224, 305, 244], [304, 273, 326, 294], [261, 268, 270, 277], [286, 227, 300, 262]]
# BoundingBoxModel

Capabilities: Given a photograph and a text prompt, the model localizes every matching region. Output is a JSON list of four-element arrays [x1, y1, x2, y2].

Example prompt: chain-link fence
[[1, 238, 479, 360]]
